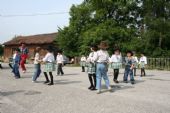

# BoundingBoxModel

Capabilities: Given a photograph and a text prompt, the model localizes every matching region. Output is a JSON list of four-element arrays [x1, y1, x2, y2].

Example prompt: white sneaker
[[108, 86, 112, 90], [23, 71, 26, 73], [108, 86, 113, 92], [32, 81, 37, 83], [97, 90, 101, 94]]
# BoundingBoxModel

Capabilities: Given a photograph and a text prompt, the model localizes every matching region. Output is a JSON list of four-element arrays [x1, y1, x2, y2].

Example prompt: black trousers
[[0, 64, 2, 69], [9, 63, 13, 69], [114, 69, 119, 80], [57, 63, 64, 75], [44, 72, 53, 83], [141, 68, 146, 76], [88, 74, 96, 87], [133, 68, 137, 76], [82, 66, 85, 72]]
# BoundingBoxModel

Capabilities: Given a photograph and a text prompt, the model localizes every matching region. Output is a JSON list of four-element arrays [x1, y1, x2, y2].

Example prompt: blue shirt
[[14, 54, 21, 64], [125, 57, 135, 69]]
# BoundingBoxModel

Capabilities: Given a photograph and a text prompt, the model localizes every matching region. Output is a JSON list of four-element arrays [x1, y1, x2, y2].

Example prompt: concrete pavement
[[0, 63, 170, 113]]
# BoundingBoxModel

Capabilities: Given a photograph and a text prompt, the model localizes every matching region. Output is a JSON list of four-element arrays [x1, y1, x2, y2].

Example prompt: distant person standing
[[0, 61, 2, 69], [133, 52, 139, 76], [110, 49, 122, 83], [32, 47, 42, 82], [56, 50, 64, 76], [139, 53, 147, 77], [80, 55, 86, 72], [0, 57, 3, 69], [12, 48, 21, 79], [93, 41, 112, 94], [19, 42, 29, 73]]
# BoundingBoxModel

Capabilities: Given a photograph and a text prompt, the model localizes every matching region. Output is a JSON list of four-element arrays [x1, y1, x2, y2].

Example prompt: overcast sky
[[0, 0, 84, 44]]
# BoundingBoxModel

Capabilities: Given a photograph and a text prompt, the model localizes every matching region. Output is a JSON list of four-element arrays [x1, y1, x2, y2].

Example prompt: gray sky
[[0, 0, 84, 44]]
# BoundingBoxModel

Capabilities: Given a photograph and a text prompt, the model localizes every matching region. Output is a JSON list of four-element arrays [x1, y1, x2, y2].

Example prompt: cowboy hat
[[98, 41, 109, 49]]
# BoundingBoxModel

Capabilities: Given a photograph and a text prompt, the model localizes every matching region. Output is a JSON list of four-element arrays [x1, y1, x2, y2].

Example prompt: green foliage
[[56, 0, 170, 57], [141, 0, 170, 56]]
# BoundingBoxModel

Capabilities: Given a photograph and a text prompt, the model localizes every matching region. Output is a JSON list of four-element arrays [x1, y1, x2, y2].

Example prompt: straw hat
[[98, 41, 109, 49], [35, 47, 41, 52]]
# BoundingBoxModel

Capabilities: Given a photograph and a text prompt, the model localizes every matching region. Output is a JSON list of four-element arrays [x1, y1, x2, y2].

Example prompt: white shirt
[[110, 54, 122, 63], [13, 53, 16, 59], [133, 56, 139, 63], [87, 52, 97, 63], [56, 54, 64, 64], [80, 57, 86, 62], [93, 50, 109, 63], [139, 56, 147, 64], [34, 53, 40, 64], [43, 53, 55, 63]]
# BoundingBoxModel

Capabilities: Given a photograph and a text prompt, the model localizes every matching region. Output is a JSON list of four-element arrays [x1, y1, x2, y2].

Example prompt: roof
[[3, 33, 57, 46]]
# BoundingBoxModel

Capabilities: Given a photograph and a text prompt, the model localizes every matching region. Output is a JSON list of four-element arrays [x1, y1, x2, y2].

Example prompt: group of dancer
[[5, 41, 147, 93], [11, 43, 29, 78], [81, 41, 147, 94], [11, 44, 65, 86]]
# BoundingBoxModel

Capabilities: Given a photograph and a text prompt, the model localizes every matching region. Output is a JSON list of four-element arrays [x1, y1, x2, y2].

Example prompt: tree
[[141, 0, 170, 56], [57, 0, 141, 56], [56, 0, 170, 57]]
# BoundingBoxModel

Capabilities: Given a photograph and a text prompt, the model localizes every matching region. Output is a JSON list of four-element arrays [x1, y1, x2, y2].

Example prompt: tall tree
[[56, 0, 170, 57], [57, 0, 140, 56], [142, 0, 170, 56]]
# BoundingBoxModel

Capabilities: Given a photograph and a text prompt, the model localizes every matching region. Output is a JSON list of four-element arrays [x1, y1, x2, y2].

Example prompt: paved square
[[0, 64, 170, 113]]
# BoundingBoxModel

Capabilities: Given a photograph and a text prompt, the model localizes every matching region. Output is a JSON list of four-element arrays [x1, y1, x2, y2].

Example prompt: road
[[0, 63, 170, 113]]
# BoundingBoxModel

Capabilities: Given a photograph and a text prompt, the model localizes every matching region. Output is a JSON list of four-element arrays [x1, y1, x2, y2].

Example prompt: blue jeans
[[124, 67, 134, 81], [96, 63, 110, 90], [12, 63, 20, 78], [32, 64, 41, 81]]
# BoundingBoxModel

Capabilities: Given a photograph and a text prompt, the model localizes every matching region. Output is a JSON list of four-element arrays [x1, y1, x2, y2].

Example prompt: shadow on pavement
[[0, 90, 25, 96], [54, 79, 81, 85], [62, 73, 79, 76]]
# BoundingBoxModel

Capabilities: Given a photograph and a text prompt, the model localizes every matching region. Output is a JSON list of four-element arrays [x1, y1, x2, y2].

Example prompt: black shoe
[[131, 81, 135, 84], [88, 86, 93, 90], [91, 86, 97, 91], [114, 80, 119, 84], [44, 81, 50, 84], [123, 80, 128, 83], [15, 77, 20, 79], [47, 83, 54, 85]]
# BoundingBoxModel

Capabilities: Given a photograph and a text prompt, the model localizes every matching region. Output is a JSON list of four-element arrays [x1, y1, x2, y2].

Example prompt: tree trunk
[[159, 32, 162, 48]]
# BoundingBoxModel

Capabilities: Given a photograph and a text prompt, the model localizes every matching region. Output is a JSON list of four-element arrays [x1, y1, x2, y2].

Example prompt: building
[[3, 33, 58, 62]]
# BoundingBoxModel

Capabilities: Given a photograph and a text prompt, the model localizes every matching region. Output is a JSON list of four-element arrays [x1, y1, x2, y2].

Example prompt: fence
[[147, 58, 170, 70]]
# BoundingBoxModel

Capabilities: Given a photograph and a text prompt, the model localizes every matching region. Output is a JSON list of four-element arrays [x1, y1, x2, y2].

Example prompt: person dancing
[[86, 45, 98, 90], [123, 51, 135, 84], [110, 49, 122, 83], [42, 46, 55, 85], [139, 53, 147, 77], [132, 52, 139, 76], [80, 55, 86, 72], [56, 50, 64, 76], [19, 42, 29, 73], [93, 41, 112, 94]]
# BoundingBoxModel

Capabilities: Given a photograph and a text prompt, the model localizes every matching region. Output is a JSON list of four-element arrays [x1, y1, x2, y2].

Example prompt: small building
[[3, 32, 58, 62]]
